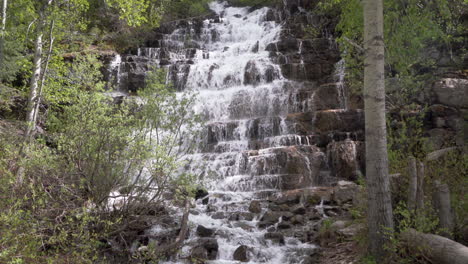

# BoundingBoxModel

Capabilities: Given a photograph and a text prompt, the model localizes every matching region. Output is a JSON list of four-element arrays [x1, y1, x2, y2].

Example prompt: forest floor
[[318, 240, 361, 264]]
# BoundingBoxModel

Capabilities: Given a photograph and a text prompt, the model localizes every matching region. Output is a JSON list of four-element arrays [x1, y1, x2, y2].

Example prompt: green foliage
[[0, 136, 114, 264], [229, 0, 280, 7], [0, 61, 201, 262], [45, 54, 105, 109], [164, 0, 212, 20], [106, 0, 164, 27], [317, 0, 466, 103]]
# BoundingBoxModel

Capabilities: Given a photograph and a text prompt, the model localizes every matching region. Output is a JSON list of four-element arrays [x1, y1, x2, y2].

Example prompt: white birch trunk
[[31, 20, 54, 129], [1, 0, 6, 33], [363, 0, 394, 259], [0, 0, 7, 70]]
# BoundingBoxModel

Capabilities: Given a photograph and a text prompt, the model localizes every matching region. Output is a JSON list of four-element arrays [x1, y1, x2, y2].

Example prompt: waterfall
[[334, 59, 348, 110], [111, 1, 339, 263]]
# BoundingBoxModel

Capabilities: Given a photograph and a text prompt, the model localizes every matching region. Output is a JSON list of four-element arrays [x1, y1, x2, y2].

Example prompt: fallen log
[[400, 228, 468, 264], [426, 147, 457, 161]]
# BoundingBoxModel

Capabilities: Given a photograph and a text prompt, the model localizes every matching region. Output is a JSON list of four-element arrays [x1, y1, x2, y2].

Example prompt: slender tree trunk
[[0, 0, 7, 71], [25, 9, 46, 138], [31, 20, 54, 129], [416, 161, 425, 210], [433, 181, 454, 238], [407, 156, 418, 212], [363, 0, 394, 260], [1, 0, 5, 32]]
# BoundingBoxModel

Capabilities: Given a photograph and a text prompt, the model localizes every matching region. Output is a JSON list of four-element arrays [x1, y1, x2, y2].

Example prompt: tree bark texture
[[416, 161, 425, 211], [363, 0, 394, 259], [401, 228, 468, 264], [0, 0, 7, 69], [433, 181, 454, 238], [31, 20, 54, 130], [25, 15, 44, 138], [407, 156, 418, 212]]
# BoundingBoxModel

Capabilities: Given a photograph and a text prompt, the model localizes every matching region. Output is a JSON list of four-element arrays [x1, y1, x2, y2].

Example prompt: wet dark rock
[[291, 215, 305, 225], [233, 222, 254, 231], [281, 211, 294, 221], [327, 140, 364, 181], [190, 209, 200, 215], [260, 211, 281, 224], [314, 109, 364, 133], [252, 41, 259, 53], [198, 238, 218, 260], [239, 212, 254, 221], [191, 246, 208, 261], [249, 200, 262, 214], [244, 60, 261, 86], [292, 205, 306, 215], [264, 232, 285, 245], [264, 65, 278, 82], [228, 213, 240, 221], [233, 245, 251, 262], [211, 212, 225, 219], [197, 225, 215, 237], [278, 221, 292, 229]]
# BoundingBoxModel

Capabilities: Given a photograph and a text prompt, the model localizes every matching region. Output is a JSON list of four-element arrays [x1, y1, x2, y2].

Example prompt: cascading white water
[[113, 1, 331, 263], [334, 59, 348, 110], [164, 2, 317, 263]]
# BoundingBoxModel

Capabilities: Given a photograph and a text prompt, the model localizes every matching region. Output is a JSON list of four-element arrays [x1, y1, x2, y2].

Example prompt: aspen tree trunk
[[25, 1, 52, 138], [363, 0, 394, 260], [407, 156, 418, 212], [416, 161, 425, 210], [31, 20, 54, 129], [433, 181, 454, 238], [1, 0, 6, 33], [0, 0, 7, 69]]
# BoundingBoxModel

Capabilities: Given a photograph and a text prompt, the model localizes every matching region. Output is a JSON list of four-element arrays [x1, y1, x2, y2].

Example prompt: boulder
[[264, 232, 285, 245], [197, 225, 215, 237], [292, 205, 306, 215], [244, 60, 261, 86], [233, 245, 251, 262], [314, 109, 364, 133], [191, 246, 208, 261], [195, 188, 209, 200], [198, 238, 218, 260], [337, 223, 365, 238], [248, 200, 262, 214], [332, 180, 361, 205], [432, 78, 468, 108], [327, 140, 364, 181]]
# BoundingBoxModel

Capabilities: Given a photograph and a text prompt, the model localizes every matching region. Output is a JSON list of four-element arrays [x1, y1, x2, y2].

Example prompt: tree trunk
[[433, 181, 454, 238], [1, 0, 6, 33], [363, 0, 394, 260], [401, 228, 468, 264], [31, 20, 54, 130], [407, 156, 418, 212], [416, 161, 425, 210], [0, 0, 7, 70], [25, 15, 45, 138]]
